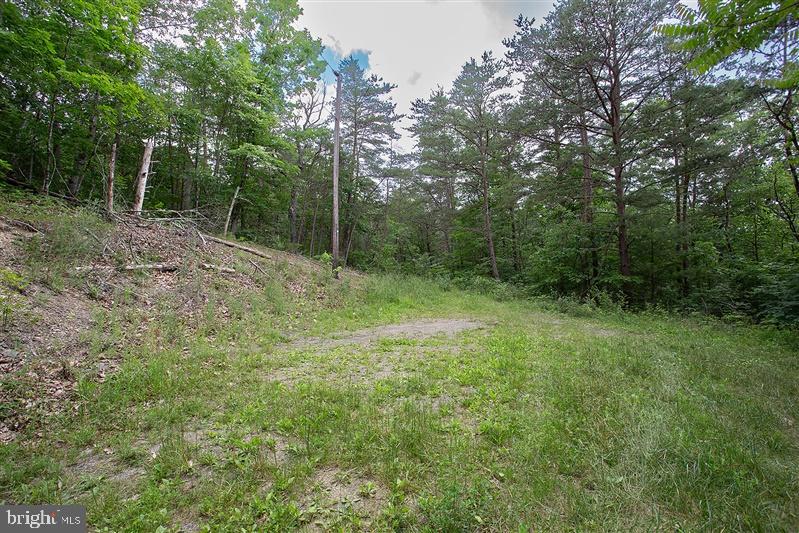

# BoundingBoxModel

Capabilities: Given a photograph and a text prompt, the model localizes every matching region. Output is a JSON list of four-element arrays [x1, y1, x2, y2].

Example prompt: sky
[[296, 0, 556, 151]]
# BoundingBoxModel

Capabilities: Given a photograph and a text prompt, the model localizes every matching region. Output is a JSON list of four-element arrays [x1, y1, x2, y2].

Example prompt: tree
[[447, 52, 511, 280], [410, 87, 459, 257], [336, 57, 400, 265], [664, 0, 799, 199], [0, 0, 146, 196], [285, 84, 328, 247], [509, 0, 678, 287]]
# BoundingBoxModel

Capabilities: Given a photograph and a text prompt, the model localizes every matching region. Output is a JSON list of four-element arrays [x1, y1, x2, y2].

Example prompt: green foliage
[[661, 0, 799, 87], [0, 0, 797, 327], [0, 268, 28, 292]]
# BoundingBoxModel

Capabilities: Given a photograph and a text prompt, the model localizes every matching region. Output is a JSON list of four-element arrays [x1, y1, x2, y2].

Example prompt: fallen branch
[[122, 263, 178, 272], [0, 216, 41, 234], [75, 263, 177, 272], [200, 234, 273, 259], [78, 263, 231, 274], [200, 263, 235, 274], [74, 265, 114, 272], [196, 229, 207, 247], [85, 228, 116, 256], [248, 259, 270, 277]]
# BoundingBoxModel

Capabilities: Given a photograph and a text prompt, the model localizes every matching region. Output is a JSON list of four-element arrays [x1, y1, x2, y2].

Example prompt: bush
[[750, 263, 799, 327], [451, 274, 520, 301]]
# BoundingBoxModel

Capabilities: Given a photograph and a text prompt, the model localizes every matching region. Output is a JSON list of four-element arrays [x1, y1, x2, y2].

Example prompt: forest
[[1, 0, 798, 325]]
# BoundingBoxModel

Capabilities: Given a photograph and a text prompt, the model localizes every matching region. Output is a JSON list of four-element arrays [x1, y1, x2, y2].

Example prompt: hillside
[[1, 192, 798, 531]]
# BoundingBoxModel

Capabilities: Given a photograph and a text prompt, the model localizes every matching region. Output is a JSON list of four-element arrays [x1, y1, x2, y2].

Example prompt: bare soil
[[300, 467, 388, 530], [270, 318, 487, 387], [288, 318, 485, 350]]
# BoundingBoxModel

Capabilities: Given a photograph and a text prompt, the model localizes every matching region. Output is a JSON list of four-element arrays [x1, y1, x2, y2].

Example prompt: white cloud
[[326, 33, 346, 56], [297, 0, 555, 151]]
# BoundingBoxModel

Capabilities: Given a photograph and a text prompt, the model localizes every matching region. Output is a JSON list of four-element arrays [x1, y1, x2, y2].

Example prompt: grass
[[1, 198, 798, 531]]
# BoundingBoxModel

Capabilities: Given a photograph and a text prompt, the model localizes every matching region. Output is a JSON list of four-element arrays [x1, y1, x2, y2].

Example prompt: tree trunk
[[343, 223, 355, 266], [680, 171, 690, 296], [289, 186, 300, 244], [69, 93, 99, 197], [43, 92, 57, 195], [579, 124, 594, 225], [133, 138, 155, 215], [510, 204, 522, 273], [481, 134, 500, 280], [309, 191, 320, 256], [106, 132, 119, 213], [578, 106, 597, 289], [342, 110, 359, 266], [183, 135, 200, 211], [609, 56, 631, 279], [722, 181, 734, 254], [231, 158, 249, 235], [614, 171, 631, 277], [223, 186, 240, 238]]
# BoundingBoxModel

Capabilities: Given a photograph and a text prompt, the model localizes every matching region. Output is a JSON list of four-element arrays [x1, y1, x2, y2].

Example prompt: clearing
[[1, 195, 798, 531]]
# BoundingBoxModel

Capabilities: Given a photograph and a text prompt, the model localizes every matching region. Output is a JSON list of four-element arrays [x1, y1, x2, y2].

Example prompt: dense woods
[[1, 0, 797, 324]]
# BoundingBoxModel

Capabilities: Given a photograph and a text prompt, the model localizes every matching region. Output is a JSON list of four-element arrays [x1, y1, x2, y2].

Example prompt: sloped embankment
[[0, 194, 340, 443]]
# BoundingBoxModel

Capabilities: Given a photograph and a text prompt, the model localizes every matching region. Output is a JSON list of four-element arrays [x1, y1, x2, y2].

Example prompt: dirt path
[[287, 318, 485, 350]]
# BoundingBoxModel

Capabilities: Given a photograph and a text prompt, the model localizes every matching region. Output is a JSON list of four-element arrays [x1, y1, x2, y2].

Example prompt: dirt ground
[[287, 318, 485, 350]]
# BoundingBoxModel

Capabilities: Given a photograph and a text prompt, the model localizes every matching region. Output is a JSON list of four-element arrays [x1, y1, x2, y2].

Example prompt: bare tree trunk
[[181, 172, 193, 211], [223, 186, 240, 238], [309, 191, 320, 256], [106, 132, 119, 212], [133, 138, 155, 215], [43, 92, 57, 195]]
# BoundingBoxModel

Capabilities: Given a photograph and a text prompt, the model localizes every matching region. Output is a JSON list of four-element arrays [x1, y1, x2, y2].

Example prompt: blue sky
[[320, 47, 371, 84]]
